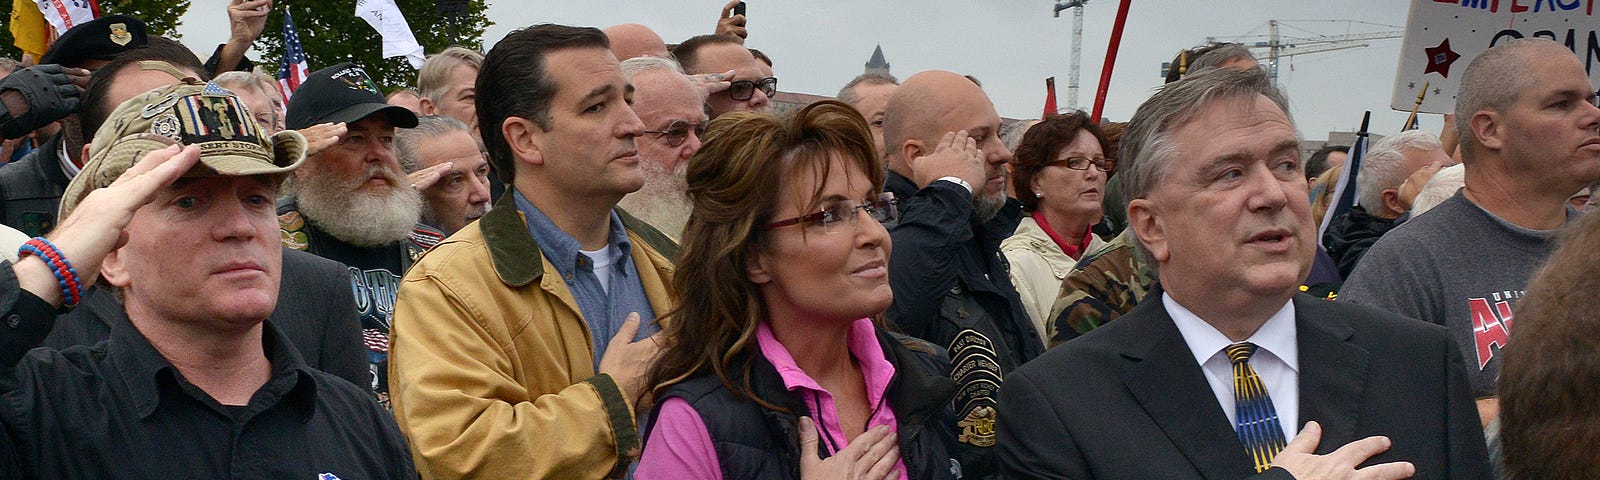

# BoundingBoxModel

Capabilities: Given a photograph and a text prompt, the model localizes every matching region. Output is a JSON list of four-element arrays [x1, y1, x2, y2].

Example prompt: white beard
[[616, 158, 692, 238], [295, 163, 424, 247]]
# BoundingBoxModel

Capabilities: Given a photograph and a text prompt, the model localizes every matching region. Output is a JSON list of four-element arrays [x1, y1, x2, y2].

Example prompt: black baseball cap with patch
[[285, 62, 418, 130], [39, 15, 149, 68]]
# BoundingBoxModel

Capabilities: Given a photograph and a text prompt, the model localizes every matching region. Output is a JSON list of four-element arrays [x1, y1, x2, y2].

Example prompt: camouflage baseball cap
[[60, 73, 307, 219]]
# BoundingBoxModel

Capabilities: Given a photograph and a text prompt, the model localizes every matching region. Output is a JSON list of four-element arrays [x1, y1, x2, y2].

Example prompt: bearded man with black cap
[[279, 62, 440, 406]]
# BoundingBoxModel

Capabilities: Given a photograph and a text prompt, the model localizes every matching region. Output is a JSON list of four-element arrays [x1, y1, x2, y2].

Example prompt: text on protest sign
[[1393, 0, 1600, 114]]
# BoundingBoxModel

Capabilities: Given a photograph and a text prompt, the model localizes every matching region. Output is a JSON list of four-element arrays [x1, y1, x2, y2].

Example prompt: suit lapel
[[1293, 295, 1370, 451], [1118, 295, 1258, 479]]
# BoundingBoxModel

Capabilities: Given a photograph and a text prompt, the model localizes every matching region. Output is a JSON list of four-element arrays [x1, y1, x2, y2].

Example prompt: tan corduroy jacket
[[390, 195, 676, 480]]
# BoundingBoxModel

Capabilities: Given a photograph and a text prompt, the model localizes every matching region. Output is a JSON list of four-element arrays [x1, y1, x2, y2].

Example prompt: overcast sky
[[180, 0, 1423, 142]]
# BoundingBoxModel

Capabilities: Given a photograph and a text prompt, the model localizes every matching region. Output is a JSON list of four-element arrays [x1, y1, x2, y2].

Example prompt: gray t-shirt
[[1340, 192, 1564, 398]]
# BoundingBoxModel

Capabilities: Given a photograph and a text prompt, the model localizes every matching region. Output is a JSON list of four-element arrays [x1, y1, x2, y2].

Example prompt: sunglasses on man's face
[[727, 77, 778, 101], [642, 120, 708, 148]]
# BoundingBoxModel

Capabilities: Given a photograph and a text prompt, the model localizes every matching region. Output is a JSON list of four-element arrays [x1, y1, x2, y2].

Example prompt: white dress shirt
[[1164, 293, 1299, 441]]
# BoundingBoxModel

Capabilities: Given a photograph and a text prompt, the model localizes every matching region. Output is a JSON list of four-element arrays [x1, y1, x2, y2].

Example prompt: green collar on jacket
[[480, 192, 680, 287]]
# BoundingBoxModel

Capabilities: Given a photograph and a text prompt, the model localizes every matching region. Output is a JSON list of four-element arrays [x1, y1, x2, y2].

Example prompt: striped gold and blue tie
[[1226, 342, 1288, 473]]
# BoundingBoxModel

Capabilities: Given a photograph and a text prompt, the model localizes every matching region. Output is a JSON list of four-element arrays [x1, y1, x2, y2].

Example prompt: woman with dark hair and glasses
[[1002, 111, 1114, 344], [636, 100, 963, 480]]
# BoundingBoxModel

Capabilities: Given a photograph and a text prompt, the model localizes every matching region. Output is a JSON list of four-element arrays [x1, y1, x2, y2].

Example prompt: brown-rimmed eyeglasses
[[1051, 155, 1116, 173]]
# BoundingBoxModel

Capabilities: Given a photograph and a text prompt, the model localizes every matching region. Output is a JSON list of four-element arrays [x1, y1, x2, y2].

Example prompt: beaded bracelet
[[17, 237, 81, 307]]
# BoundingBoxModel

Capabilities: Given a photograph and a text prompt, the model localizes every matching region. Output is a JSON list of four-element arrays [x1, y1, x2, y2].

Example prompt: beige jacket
[[1001, 216, 1105, 344], [389, 197, 676, 480]]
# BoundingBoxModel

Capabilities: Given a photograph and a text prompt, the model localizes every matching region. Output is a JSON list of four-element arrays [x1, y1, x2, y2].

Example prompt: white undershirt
[[1164, 293, 1300, 440], [581, 245, 615, 295]]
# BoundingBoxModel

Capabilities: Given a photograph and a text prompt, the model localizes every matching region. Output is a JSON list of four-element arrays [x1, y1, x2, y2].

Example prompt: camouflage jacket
[[1046, 229, 1155, 348]]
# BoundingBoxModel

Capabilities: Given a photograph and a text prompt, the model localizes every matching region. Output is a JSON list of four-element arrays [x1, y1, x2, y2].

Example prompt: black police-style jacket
[[649, 329, 963, 480], [881, 171, 1044, 473]]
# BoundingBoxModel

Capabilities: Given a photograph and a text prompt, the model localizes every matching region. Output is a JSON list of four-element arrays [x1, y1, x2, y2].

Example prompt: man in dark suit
[[43, 247, 368, 388], [995, 68, 1491, 479]]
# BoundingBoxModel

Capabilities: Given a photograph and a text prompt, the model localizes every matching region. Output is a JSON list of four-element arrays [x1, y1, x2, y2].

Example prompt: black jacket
[[650, 329, 963, 480], [1321, 205, 1398, 279], [0, 261, 418, 479], [881, 171, 1042, 470], [0, 133, 70, 236]]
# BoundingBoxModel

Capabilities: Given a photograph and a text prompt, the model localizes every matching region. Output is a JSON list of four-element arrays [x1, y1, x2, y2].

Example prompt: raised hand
[[715, 0, 748, 41], [909, 130, 985, 191]]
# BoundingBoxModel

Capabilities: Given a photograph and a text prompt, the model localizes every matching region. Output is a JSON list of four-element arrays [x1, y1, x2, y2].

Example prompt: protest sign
[[1393, 0, 1600, 114]]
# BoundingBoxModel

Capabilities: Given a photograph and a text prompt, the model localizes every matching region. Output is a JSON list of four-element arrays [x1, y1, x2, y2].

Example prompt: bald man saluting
[[880, 70, 1043, 475]]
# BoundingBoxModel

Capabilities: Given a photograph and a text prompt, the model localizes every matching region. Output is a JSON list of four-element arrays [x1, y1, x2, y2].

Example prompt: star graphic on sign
[[1434, 88, 1442, 95], [1424, 38, 1462, 78], [1408, 82, 1416, 89]]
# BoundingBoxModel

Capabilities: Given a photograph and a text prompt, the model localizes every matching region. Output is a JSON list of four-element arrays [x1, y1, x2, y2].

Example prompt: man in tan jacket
[[389, 24, 675, 479]]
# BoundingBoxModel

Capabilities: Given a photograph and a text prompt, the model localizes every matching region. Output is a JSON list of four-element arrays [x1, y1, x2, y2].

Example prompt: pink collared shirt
[[637, 318, 908, 479]]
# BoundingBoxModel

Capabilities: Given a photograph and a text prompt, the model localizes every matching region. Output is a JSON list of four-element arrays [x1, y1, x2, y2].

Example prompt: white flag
[[355, 0, 425, 69], [34, 0, 97, 35]]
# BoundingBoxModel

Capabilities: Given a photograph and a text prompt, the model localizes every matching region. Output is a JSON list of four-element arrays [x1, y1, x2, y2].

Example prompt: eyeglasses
[[642, 120, 707, 148], [727, 77, 778, 101], [1051, 155, 1116, 172], [765, 192, 898, 235]]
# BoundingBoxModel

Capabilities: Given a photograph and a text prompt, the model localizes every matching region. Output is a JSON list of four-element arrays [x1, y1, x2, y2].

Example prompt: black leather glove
[[0, 64, 82, 140]]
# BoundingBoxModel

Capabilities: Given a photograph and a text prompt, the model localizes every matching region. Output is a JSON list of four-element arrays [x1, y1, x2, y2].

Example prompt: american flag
[[276, 10, 310, 106]]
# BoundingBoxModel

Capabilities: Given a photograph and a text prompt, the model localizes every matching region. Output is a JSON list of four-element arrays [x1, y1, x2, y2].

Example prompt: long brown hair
[[644, 100, 881, 410], [1499, 211, 1600, 480]]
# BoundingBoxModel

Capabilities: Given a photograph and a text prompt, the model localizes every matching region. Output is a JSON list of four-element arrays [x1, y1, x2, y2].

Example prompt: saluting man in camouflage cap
[[0, 80, 416, 478]]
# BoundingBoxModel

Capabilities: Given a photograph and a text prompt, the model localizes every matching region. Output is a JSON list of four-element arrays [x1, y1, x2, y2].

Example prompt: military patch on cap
[[330, 66, 383, 96], [150, 114, 181, 141], [109, 23, 132, 46], [139, 90, 183, 119], [177, 94, 263, 146], [202, 81, 235, 97]]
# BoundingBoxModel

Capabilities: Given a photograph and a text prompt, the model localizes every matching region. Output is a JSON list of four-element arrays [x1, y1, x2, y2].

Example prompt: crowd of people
[[0, 1, 1597, 479]]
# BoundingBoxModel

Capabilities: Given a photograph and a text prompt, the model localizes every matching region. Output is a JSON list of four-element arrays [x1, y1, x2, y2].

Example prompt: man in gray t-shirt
[[1340, 38, 1600, 427], [1341, 193, 1564, 396]]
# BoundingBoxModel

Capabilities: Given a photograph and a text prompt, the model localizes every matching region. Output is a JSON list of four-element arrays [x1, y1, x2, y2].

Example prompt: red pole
[[1090, 0, 1133, 124]]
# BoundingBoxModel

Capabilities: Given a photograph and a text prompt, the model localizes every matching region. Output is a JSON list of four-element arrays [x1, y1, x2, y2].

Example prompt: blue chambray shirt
[[513, 190, 659, 369]]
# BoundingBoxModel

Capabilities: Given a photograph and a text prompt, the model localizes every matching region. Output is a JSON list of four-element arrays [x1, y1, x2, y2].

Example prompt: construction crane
[[1206, 20, 1404, 84], [1053, 0, 1088, 111]]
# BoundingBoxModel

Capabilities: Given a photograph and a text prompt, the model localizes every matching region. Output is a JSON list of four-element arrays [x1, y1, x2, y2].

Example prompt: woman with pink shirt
[[636, 101, 963, 480]]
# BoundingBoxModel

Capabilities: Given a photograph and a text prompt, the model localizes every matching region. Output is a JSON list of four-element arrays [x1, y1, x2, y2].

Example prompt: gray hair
[[1000, 119, 1039, 154], [621, 56, 704, 105], [1454, 38, 1565, 163], [1357, 129, 1442, 210], [1411, 163, 1465, 217], [394, 115, 483, 172], [212, 70, 283, 130], [836, 72, 899, 107], [418, 46, 484, 105], [1120, 67, 1292, 205], [620, 55, 684, 79], [212, 70, 278, 98], [1188, 43, 1256, 75], [1119, 67, 1292, 268]]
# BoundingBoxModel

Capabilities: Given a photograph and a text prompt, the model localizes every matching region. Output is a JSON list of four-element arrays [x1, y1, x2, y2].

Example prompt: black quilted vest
[[648, 329, 964, 480]]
